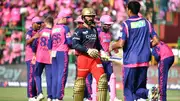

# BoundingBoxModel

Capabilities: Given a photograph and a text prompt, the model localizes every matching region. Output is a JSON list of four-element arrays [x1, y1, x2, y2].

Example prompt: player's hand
[[50, 57, 52, 64], [49, 51, 52, 63], [33, 33, 40, 39], [100, 50, 109, 61], [87, 49, 99, 58], [31, 55, 36, 64]]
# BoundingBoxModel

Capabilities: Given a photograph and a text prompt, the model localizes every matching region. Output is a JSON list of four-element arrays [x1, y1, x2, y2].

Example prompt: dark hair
[[127, 1, 141, 15], [44, 16, 54, 26]]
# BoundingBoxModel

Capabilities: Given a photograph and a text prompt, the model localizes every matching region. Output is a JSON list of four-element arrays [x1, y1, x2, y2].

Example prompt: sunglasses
[[85, 15, 95, 18]]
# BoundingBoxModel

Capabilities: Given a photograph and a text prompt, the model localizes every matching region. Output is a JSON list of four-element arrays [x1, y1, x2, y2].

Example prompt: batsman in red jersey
[[72, 8, 108, 101]]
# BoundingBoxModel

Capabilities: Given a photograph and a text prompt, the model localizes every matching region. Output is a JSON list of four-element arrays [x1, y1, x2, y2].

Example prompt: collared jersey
[[72, 26, 102, 55]]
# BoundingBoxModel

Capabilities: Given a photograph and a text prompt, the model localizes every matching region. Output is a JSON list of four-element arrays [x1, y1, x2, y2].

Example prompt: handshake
[[100, 50, 110, 61], [87, 48, 110, 61], [87, 49, 122, 63]]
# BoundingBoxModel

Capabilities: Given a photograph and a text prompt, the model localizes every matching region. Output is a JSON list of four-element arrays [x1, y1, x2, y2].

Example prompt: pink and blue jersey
[[120, 16, 156, 67], [32, 28, 52, 64], [152, 41, 174, 62], [50, 24, 72, 52], [98, 31, 112, 52], [25, 27, 37, 61]]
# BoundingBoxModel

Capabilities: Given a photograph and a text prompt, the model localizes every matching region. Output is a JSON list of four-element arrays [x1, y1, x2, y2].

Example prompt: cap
[[32, 17, 43, 23], [100, 15, 114, 25], [74, 15, 84, 23], [57, 9, 72, 19]]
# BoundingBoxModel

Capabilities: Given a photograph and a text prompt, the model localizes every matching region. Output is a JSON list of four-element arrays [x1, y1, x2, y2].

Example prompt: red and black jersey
[[72, 26, 102, 55]]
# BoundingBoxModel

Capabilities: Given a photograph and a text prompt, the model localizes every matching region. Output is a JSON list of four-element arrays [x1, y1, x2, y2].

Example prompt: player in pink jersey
[[32, 16, 54, 101], [151, 32, 174, 101], [91, 15, 121, 101], [25, 16, 43, 101], [50, 11, 72, 101]]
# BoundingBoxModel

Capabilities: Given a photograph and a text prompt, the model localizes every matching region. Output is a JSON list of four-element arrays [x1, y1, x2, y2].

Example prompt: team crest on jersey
[[42, 32, 50, 37], [82, 31, 88, 34], [52, 28, 61, 33]]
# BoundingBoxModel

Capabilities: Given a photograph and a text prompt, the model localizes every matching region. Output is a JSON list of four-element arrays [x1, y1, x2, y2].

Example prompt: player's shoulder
[[121, 20, 129, 28], [74, 27, 85, 33], [63, 25, 70, 31], [73, 28, 83, 36], [98, 28, 104, 35], [139, 17, 151, 24]]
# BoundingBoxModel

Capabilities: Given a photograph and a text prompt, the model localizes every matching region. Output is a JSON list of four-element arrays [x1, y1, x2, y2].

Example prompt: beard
[[84, 19, 95, 26]]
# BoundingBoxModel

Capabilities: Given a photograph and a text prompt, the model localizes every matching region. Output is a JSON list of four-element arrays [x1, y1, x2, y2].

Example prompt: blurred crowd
[[0, 0, 180, 64]]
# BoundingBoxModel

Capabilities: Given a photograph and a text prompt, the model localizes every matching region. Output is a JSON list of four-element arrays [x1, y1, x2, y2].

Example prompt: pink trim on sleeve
[[123, 21, 129, 38]]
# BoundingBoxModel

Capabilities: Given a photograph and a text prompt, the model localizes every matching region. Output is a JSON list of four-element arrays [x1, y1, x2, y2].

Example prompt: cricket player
[[72, 8, 108, 101], [74, 15, 93, 101], [32, 16, 54, 101], [25, 16, 42, 101], [151, 40, 174, 101], [109, 1, 159, 101], [90, 14, 121, 101], [50, 11, 72, 101], [98, 15, 121, 101]]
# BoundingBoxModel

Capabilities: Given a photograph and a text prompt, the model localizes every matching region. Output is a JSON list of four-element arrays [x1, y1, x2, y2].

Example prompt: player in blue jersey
[[110, 1, 159, 101]]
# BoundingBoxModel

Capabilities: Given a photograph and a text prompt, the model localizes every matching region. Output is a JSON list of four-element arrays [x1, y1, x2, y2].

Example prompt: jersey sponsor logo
[[42, 32, 50, 37], [102, 36, 111, 42], [130, 20, 146, 29], [52, 28, 61, 33], [82, 31, 88, 34], [85, 34, 96, 39], [103, 39, 111, 42]]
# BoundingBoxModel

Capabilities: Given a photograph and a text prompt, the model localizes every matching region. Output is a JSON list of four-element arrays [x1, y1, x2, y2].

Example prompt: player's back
[[36, 28, 51, 64], [153, 41, 174, 60], [51, 24, 69, 52], [123, 16, 151, 65]]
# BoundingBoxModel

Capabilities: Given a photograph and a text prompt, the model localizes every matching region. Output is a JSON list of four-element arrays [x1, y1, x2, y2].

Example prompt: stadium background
[[0, 0, 180, 101]]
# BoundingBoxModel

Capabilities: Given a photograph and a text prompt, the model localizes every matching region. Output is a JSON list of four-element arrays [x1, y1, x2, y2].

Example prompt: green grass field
[[0, 87, 179, 101]]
